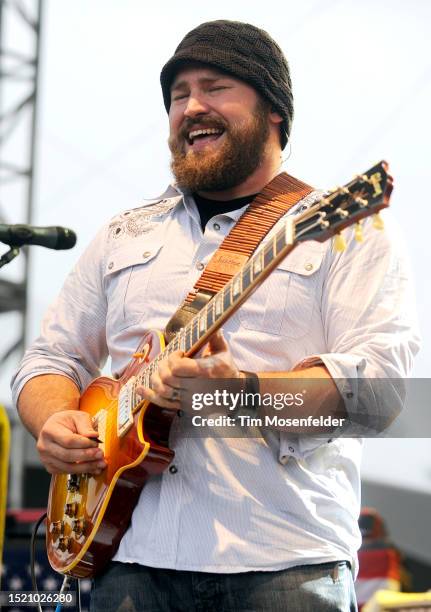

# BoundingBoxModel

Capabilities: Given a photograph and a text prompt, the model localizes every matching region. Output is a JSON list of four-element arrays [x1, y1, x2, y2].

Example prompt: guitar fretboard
[[134, 217, 294, 393], [131, 159, 391, 406]]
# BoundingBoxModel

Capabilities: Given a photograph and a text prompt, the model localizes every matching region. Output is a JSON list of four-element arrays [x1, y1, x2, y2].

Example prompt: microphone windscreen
[[55, 227, 77, 250]]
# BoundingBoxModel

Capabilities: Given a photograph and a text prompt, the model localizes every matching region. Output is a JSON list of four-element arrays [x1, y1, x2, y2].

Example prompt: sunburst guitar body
[[46, 330, 175, 578]]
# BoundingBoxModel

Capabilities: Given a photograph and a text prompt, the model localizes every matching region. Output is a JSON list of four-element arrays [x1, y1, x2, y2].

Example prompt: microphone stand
[[0, 246, 20, 269]]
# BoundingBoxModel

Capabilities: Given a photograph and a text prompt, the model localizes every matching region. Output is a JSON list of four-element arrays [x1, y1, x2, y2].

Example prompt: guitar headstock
[[294, 161, 393, 246]]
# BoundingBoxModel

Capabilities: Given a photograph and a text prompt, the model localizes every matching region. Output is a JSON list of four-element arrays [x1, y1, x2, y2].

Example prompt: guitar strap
[[164, 172, 314, 343]]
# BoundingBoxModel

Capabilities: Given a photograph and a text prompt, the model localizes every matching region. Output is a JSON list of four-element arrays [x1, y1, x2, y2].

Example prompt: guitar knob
[[58, 536, 71, 552], [64, 502, 78, 517], [72, 519, 86, 535]]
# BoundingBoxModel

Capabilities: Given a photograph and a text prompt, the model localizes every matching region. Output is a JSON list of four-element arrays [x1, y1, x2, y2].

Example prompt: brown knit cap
[[160, 20, 293, 149]]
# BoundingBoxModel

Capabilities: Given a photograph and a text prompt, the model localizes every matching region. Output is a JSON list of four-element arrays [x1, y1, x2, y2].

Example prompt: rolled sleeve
[[293, 215, 421, 437], [11, 224, 110, 407]]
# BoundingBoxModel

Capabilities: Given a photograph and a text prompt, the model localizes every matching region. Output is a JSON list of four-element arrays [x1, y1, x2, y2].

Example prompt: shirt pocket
[[237, 245, 325, 338], [104, 235, 164, 330]]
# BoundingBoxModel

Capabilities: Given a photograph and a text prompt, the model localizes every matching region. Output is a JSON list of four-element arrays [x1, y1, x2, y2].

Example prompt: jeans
[[90, 560, 357, 612]]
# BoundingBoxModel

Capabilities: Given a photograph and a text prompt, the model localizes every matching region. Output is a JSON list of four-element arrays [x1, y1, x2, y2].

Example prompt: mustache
[[178, 117, 228, 141]]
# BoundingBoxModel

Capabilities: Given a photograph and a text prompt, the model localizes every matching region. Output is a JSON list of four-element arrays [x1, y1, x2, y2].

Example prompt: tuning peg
[[354, 222, 364, 243], [355, 174, 371, 184], [354, 197, 368, 208], [333, 233, 347, 252], [372, 213, 384, 230], [335, 207, 349, 218]]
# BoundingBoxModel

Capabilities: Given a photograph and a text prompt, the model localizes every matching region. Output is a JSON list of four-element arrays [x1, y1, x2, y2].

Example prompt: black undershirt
[[193, 192, 257, 231]]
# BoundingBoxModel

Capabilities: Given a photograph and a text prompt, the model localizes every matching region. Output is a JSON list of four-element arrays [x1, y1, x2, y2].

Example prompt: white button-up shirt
[[11, 184, 420, 575]]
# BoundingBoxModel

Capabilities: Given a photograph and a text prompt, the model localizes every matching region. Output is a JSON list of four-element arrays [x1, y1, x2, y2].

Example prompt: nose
[[183, 93, 210, 118]]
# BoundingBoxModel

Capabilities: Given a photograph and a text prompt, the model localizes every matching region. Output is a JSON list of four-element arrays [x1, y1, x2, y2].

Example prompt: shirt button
[[169, 465, 178, 474], [213, 222, 221, 231], [196, 262, 204, 271], [108, 262, 114, 270], [143, 251, 151, 259], [346, 392, 354, 399], [288, 446, 295, 453], [304, 263, 313, 272]]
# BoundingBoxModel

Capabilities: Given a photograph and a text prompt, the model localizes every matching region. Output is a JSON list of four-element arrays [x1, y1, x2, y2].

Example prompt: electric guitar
[[46, 161, 393, 577]]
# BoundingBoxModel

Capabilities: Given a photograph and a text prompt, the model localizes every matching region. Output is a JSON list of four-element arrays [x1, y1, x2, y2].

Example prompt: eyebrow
[[171, 75, 229, 92]]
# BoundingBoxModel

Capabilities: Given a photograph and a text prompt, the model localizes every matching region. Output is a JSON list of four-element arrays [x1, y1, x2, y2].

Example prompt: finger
[[40, 441, 105, 464], [169, 357, 201, 377], [44, 457, 107, 475], [140, 386, 180, 410], [152, 377, 176, 400], [158, 360, 184, 388], [207, 329, 228, 354], [43, 427, 102, 450], [42, 411, 101, 449], [69, 410, 101, 438]]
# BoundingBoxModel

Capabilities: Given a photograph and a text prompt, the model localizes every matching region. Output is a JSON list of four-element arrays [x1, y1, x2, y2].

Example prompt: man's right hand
[[36, 410, 107, 475]]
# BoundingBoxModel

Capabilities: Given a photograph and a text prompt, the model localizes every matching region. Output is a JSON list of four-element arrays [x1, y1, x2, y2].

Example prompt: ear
[[269, 109, 283, 125]]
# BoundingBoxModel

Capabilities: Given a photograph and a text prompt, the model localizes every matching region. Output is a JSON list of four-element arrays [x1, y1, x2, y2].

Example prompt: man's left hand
[[137, 330, 243, 414]]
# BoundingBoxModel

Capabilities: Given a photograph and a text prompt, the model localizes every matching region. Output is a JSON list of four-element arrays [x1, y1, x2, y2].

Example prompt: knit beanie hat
[[160, 20, 293, 149]]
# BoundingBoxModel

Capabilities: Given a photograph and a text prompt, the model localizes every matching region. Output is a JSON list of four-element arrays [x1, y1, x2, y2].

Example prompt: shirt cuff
[[11, 359, 91, 409], [293, 352, 368, 437]]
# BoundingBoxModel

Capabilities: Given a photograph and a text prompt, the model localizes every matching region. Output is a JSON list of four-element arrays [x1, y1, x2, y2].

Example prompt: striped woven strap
[[186, 171, 314, 299], [164, 172, 313, 343]]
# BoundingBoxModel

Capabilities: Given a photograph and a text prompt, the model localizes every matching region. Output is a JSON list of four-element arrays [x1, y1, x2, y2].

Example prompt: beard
[[168, 98, 270, 193]]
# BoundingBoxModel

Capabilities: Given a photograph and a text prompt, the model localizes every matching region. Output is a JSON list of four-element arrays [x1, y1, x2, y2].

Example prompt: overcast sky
[[1, 0, 430, 497]]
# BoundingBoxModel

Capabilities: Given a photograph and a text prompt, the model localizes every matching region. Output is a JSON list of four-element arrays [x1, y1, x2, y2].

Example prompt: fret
[[143, 369, 150, 389], [184, 325, 193, 352], [223, 286, 231, 312], [214, 294, 223, 317], [232, 274, 242, 299], [192, 318, 199, 344], [207, 301, 215, 328], [252, 251, 263, 277], [199, 311, 207, 334], [276, 229, 285, 255], [263, 241, 274, 267], [178, 331, 186, 352], [242, 264, 252, 290], [172, 335, 180, 351], [147, 364, 154, 389]]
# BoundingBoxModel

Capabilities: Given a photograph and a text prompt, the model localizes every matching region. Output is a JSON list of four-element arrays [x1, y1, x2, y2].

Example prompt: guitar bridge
[[117, 376, 136, 437]]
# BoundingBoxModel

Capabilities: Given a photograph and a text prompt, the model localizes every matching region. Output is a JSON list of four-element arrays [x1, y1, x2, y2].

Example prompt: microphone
[[0, 224, 77, 250]]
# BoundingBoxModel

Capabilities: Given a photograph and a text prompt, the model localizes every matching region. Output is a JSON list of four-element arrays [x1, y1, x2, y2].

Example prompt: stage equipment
[[0, 224, 77, 250]]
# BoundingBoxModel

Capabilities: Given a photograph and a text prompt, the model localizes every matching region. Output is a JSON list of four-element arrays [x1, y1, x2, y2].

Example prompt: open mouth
[[186, 127, 225, 149]]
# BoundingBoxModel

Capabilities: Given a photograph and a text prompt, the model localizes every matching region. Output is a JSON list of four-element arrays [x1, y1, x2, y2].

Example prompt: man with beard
[[12, 20, 418, 612]]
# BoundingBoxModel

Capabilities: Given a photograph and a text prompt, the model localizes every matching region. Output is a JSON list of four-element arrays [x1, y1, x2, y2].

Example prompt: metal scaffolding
[[0, 0, 42, 353], [0, 0, 43, 507]]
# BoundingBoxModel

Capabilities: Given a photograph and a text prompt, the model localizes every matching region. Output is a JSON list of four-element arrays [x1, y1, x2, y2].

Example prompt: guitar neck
[[134, 218, 298, 392], [135, 160, 392, 392]]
